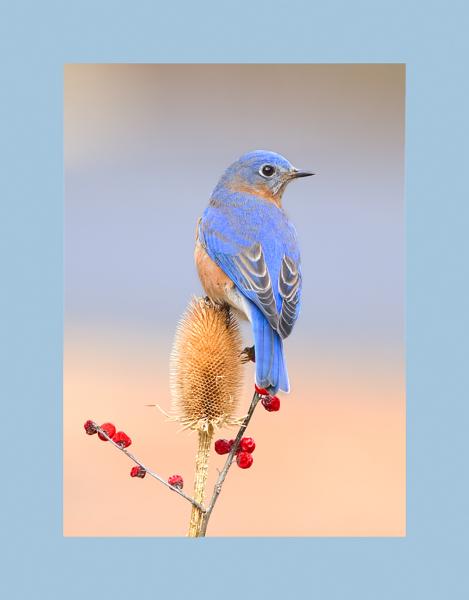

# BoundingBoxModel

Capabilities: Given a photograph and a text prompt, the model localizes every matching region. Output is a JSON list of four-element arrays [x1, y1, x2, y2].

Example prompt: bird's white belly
[[224, 285, 252, 323]]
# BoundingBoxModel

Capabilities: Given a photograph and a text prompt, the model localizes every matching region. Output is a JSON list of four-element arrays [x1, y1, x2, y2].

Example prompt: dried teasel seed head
[[169, 297, 244, 431]]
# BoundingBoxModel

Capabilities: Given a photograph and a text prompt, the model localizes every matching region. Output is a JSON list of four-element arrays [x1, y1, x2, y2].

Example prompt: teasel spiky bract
[[169, 296, 244, 432]]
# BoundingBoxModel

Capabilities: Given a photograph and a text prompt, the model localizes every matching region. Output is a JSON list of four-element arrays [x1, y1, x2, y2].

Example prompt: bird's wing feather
[[278, 255, 302, 338], [220, 242, 279, 330]]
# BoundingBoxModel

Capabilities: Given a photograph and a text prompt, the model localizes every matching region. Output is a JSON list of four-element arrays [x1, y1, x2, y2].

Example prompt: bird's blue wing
[[199, 201, 301, 338]]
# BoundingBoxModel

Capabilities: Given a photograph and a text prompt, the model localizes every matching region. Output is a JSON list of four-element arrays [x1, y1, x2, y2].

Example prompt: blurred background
[[64, 64, 405, 536]]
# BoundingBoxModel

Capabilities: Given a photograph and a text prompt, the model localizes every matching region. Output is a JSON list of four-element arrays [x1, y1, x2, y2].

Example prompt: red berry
[[112, 431, 132, 448], [236, 451, 254, 469], [228, 439, 236, 450], [255, 384, 270, 396], [240, 437, 256, 453], [168, 475, 184, 490], [214, 439, 232, 455], [262, 395, 280, 412], [84, 420, 97, 435], [98, 422, 116, 441], [130, 466, 146, 478]]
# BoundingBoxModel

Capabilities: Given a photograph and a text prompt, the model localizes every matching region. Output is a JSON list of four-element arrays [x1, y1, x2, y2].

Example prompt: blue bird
[[195, 150, 313, 394]]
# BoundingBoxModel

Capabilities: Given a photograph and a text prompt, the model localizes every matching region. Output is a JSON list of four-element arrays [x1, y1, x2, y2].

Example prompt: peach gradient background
[[64, 64, 405, 536]]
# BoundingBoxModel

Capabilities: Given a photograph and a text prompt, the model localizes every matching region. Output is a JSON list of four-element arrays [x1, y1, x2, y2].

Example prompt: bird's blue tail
[[250, 304, 290, 394]]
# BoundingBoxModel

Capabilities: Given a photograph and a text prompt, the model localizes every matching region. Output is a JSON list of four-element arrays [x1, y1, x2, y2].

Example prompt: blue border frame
[[2, 1, 468, 598]]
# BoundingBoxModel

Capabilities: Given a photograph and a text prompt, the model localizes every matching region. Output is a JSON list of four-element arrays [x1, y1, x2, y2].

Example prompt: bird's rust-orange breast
[[194, 239, 234, 303]]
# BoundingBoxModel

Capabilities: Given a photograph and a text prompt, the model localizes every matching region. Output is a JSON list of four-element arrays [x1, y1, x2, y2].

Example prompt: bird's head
[[214, 150, 313, 206]]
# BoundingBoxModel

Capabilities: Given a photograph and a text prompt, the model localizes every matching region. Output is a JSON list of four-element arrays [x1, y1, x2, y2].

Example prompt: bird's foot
[[241, 345, 256, 363]]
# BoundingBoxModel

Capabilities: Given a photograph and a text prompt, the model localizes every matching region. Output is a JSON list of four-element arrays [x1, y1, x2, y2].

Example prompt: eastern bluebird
[[195, 150, 313, 394]]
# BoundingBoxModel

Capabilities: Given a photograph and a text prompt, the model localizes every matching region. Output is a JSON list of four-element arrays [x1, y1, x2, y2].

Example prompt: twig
[[198, 391, 261, 536], [92, 422, 206, 513]]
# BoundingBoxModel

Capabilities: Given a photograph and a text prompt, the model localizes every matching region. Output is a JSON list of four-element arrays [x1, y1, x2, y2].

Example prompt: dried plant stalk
[[188, 425, 213, 537], [170, 297, 244, 536], [170, 297, 244, 431]]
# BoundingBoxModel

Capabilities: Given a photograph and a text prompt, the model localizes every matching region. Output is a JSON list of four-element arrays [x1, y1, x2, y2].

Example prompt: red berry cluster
[[237, 452, 253, 469], [214, 438, 233, 454], [168, 474, 184, 490], [113, 431, 132, 448], [255, 385, 281, 412], [83, 420, 132, 448], [130, 466, 146, 479], [214, 436, 256, 469], [84, 420, 97, 435]]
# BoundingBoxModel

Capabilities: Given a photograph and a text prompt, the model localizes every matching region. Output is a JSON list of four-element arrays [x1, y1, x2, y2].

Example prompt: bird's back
[[201, 190, 301, 311]]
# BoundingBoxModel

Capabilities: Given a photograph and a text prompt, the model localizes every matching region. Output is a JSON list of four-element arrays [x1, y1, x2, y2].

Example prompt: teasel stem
[[198, 391, 260, 537], [188, 424, 214, 537]]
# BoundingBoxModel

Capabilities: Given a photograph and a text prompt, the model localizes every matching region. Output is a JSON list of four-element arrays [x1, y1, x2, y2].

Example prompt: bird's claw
[[241, 345, 255, 363]]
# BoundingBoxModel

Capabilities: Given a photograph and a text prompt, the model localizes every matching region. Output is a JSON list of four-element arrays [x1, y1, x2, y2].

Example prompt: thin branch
[[199, 391, 261, 536], [92, 422, 206, 513]]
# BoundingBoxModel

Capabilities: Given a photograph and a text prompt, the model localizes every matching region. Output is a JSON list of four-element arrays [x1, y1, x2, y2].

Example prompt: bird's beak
[[291, 169, 315, 178]]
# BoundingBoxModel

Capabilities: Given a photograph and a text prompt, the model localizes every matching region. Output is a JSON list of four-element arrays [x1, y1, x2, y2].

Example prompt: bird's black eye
[[260, 164, 276, 178]]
